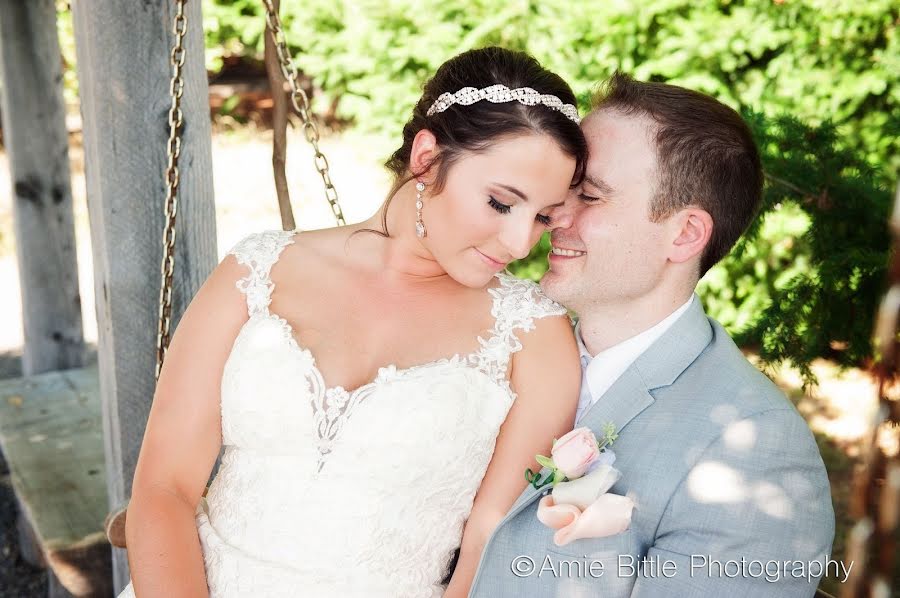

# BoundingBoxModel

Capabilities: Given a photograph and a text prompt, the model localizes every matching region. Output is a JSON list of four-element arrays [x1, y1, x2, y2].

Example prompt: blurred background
[[0, 0, 897, 595]]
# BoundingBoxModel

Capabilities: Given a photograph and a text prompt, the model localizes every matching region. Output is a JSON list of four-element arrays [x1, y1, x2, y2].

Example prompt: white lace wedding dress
[[118, 229, 566, 598]]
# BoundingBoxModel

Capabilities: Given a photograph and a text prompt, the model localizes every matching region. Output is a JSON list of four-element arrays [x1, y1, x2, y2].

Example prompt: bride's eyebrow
[[493, 182, 563, 208], [494, 183, 529, 202]]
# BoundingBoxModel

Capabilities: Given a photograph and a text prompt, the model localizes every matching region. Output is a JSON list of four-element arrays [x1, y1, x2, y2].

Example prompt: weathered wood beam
[[70, 0, 217, 590], [0, 0, 84, 376]]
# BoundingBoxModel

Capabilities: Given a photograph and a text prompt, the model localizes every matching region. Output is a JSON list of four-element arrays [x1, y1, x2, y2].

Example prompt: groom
[[468, 74, 835, 597]]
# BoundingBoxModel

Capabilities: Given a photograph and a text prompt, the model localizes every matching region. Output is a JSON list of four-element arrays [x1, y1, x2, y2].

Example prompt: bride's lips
[[475, 249, 507, 270]]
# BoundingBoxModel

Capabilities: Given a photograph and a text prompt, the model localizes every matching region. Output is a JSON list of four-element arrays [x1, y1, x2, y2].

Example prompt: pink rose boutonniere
[[524, 423, 634, 546]]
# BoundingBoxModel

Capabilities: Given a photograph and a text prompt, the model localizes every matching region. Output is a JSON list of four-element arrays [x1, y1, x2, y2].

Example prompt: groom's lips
[[549, 245, 587, 259]]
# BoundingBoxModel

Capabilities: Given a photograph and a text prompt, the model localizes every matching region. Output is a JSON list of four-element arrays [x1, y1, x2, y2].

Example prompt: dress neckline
[[262, 309, 482, 397], [250, 271, 511, 473]]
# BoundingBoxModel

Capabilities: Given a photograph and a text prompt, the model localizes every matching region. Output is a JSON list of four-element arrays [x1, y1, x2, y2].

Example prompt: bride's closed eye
[[488, 196, 511, 214], [488, 196, 553, 226], [578, 192, 600, 202]]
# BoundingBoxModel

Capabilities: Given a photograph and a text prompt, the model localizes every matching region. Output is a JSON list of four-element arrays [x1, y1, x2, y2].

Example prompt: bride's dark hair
[[373, 46, 586, 237]]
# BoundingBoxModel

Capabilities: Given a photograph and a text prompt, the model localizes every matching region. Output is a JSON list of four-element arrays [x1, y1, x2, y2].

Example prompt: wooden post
[[0, 0, 84, 376], [70, 0, 217, 591]]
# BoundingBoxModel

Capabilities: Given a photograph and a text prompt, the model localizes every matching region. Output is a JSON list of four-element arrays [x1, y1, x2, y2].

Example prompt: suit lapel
[[507, 294, 713, 514], [576, 367, 654, 441]]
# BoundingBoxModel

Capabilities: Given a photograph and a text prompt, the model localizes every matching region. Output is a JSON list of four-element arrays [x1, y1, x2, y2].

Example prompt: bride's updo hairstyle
[[375, 46, 587, 235]]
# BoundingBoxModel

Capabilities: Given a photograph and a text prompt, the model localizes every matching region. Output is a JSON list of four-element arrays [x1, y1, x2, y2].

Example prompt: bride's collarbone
[[272, 275, 492, 343]]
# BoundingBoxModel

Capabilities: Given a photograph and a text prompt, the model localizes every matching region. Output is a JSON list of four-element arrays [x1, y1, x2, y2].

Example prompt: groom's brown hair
[[591, 72, 764, 277]]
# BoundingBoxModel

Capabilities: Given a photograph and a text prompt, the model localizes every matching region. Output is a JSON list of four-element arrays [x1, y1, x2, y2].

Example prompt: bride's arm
[[444, 313, 580, 598], [125, 254, 249, 597]]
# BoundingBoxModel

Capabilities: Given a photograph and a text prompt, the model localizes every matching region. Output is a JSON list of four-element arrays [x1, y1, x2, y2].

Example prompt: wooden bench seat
[[0, 365, 111, 597]]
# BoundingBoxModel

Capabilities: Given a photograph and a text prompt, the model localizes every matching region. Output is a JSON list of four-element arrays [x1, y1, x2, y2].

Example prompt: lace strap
[[470, 272, 569, 386], [226, 229, 297, 317]]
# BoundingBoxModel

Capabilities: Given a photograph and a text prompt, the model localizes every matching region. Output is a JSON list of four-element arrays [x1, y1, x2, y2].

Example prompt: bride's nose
[[499, 223, 533, 262]]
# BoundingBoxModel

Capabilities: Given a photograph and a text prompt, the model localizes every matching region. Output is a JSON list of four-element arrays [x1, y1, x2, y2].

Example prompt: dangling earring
[[415, 180, 427, 238]]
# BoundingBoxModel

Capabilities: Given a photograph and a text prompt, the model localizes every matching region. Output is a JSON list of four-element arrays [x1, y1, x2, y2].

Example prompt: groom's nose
[[549, 196, 576, 230]]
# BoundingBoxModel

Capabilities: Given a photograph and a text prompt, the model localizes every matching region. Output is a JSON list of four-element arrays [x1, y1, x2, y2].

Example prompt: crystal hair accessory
[[426, 84, 581, 124]]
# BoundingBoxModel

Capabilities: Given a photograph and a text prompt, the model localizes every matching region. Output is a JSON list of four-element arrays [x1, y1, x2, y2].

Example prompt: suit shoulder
[[683, 317, 797, 418]]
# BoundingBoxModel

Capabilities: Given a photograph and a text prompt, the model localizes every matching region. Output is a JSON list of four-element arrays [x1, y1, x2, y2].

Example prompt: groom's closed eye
[[581, 175, 615, 202]]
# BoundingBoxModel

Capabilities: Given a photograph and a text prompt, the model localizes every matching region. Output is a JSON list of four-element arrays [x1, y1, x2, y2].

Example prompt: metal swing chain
[[155, 0, 345, 377], [261, 0, 346, 226], [156, 0, 188, 379]]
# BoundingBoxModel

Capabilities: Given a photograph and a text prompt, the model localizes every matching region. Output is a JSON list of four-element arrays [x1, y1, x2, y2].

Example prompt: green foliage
[[202, 0, 898, 184], [700, 113, 891, 385], [55, 3, 78, 106], [510, 233, 553, 282]]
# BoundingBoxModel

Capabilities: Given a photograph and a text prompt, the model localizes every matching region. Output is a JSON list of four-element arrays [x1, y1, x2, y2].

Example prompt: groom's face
[[540, 110, 673, 312]]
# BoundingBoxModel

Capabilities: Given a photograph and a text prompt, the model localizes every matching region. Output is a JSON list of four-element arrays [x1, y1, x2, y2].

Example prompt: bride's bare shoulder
[[287, 226, 346, 252], [278, 226, 361, 280]]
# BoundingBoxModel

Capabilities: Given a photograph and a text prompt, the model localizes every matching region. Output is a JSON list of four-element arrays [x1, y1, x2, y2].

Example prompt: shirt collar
[[575, 319, 593, 367], [575, 294, 695, 364]]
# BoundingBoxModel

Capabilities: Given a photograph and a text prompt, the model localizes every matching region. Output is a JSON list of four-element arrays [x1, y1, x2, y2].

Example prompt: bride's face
[[421, 132, 576, 288]]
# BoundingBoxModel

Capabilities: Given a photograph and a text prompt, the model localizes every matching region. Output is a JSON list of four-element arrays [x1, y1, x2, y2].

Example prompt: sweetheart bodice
[[218, 310, 521, 471]]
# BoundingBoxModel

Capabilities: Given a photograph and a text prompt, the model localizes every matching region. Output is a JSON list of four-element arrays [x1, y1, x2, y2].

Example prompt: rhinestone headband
[[426, 84, 581, 124]]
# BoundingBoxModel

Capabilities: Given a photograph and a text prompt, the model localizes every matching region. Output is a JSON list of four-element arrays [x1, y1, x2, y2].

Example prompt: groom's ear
[[409, 129, 439, 184], [667, 207, 713, 265]]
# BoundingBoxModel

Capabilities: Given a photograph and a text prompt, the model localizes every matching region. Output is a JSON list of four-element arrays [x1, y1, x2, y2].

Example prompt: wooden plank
[[0, 365, 111, 596], [70, 0, 218, 589], [0, 0, 85, 376], [0, 367, 103, 548]]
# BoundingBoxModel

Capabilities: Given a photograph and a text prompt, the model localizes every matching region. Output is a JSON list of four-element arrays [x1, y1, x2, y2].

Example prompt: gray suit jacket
[[469, 295, 835, 597]]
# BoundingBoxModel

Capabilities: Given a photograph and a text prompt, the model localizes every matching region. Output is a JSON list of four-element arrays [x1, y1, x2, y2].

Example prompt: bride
[[118, 46, 586, 597]]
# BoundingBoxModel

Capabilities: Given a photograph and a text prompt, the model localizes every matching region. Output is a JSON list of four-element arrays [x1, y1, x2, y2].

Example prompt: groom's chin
[[539, 270, 569, 304]]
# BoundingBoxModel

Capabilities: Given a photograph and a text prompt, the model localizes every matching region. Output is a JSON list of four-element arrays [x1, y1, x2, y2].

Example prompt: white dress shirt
[[574, 295, 695, 423]]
